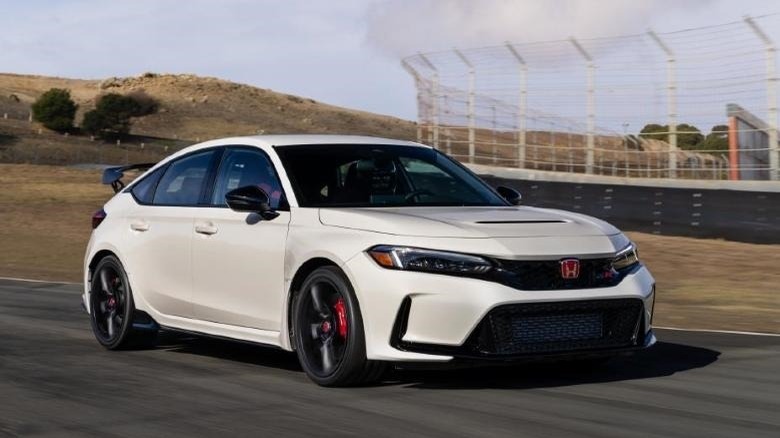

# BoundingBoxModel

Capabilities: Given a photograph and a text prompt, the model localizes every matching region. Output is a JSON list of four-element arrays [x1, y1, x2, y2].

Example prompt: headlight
[[612, 242, 640, 270], [367, 245, 493, 275]]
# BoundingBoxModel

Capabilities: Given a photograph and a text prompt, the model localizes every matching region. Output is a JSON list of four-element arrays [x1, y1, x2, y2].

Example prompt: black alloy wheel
[[293, 266, 386, 387], [89, 255, 157, 349]]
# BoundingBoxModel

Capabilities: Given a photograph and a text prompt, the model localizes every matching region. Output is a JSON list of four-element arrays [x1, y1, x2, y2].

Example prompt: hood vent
[[475, 220, 567, 224]]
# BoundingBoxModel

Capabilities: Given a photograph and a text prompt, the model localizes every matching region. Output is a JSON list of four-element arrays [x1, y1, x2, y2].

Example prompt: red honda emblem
[[560, 258, 580, 279]]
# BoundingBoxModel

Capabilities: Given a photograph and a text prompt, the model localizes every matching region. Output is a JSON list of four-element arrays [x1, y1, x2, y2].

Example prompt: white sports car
[[83, 135, 656, 386]]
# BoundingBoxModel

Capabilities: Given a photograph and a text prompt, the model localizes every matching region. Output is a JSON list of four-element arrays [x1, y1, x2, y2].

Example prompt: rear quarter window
[[130, 167, 165, 204]]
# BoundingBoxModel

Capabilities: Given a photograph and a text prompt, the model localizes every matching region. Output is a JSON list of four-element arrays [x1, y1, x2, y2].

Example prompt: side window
[[211, 148, 284, 209], [130, 167, 164, 204], [153, 150, 217, 206]]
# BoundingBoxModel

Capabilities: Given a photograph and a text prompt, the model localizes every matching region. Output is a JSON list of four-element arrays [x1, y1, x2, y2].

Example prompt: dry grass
[[0, 164, 777, 333], [0, 73, 417, 141], [628, 232, 780, 333], [0, 164, 105, 280]]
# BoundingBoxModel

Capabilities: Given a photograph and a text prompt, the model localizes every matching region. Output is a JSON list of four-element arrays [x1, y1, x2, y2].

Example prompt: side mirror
[[496, 186, 522, 205], [225, 185, 279, 220]]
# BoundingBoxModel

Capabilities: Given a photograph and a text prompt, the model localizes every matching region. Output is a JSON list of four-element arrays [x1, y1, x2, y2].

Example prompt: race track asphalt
[[0, 278, 778, 437]]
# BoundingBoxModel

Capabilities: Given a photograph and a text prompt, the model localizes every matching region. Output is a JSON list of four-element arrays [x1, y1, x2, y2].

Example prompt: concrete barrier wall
[[474, 166, 780, 244]]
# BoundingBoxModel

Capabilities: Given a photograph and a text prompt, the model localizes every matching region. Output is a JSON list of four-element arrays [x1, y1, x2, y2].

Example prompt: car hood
[[318, 206, 620, 239]]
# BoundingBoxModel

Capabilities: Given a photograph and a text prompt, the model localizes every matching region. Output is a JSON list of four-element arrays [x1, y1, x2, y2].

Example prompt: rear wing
[[102, 163, 156, 193]]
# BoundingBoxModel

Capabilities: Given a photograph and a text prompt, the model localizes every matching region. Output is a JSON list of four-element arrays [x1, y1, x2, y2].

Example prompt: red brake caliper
[[333, 298, 348, 339]]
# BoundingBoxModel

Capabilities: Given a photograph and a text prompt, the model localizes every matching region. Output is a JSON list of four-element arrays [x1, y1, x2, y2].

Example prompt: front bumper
[[391, 297, 654, 361], [344, 252, 656, 362]]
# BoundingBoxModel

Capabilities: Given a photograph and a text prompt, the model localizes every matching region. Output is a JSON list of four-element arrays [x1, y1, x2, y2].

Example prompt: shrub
[[80, 92, 158, 138], [126, 90, 159, 116], [31, 88, 77, 133]]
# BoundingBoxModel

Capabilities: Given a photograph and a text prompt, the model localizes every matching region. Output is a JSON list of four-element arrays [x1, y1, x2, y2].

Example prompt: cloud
[[366, 0, 714, 56]]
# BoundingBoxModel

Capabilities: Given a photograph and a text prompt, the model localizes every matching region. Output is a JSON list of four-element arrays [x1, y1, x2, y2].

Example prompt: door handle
[[130, 220, 150, 232], [194, 222, 218, 235]]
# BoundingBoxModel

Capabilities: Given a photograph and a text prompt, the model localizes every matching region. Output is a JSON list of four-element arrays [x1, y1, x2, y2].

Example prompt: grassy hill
[[0, 72, 416, 143], [0, 72, 720, 178]]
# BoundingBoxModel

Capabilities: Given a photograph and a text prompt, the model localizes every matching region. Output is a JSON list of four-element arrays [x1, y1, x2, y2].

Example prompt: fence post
[[491, 106, 498, 163], [400, 58, 423, 145], [454, 49, 476, 163], [570, 38, 595, 174], [505, 42, 527, 169], [417, 54, 439, 150], [745, 16, 779, 180], [648, 30, 678, 179], [551, 128, 557, 171]]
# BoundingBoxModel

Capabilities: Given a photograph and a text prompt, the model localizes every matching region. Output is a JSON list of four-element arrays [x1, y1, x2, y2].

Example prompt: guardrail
[[474, 165, 780, 244]]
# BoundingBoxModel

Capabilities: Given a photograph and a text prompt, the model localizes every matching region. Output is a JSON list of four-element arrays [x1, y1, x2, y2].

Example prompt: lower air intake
[[475, 298, 644, 355]]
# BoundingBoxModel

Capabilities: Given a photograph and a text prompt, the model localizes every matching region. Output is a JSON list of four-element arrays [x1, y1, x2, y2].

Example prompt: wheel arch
[[87, 249, 120, 286], [285, 257, 342, 349], [89, 249, 117, 271]]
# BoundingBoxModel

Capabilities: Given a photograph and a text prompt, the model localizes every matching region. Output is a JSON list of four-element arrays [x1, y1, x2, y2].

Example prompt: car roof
[[159, 135, 431, 165], [245, 134, 427, 148]]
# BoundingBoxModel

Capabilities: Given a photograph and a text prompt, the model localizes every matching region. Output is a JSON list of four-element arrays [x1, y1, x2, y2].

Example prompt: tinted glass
[[275, 144, 506, 208], [130, 167, 164, 204], [211, 148, 284, 208], [153, 150, 216, 206]]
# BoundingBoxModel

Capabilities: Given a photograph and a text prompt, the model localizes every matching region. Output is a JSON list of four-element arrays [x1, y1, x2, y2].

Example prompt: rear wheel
[[89, 255, 158, 349], [292, 266, 385, 386]]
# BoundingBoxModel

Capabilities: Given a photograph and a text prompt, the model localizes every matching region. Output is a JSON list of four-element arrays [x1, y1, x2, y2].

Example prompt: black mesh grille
[[474, 299, 644, 355], [491, 258, 620, 291]]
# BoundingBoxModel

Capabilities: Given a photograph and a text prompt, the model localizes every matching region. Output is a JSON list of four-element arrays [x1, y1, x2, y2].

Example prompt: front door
[[191, 147, 290, 330]]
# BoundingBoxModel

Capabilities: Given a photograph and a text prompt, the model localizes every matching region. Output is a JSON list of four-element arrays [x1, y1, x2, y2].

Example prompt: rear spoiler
[[102, 163, 156, 193]]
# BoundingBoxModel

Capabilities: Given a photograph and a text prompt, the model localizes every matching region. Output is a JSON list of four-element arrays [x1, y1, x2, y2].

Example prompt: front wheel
[[89, 255, 158, 349], [292, 266, 385, 386]]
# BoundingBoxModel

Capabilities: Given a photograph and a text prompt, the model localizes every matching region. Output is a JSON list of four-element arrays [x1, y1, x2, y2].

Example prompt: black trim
[[390, 297, 650, 361], [199, 147, 225, 206], [131, 310, 160, 331], [158, 325, 284, 350]]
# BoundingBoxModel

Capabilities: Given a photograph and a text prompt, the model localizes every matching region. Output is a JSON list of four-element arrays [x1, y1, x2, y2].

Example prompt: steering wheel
[[404, 189, 435, 202]]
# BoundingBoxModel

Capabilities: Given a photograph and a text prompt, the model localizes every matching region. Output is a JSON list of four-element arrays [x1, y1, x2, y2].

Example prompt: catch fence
[[402, 14, 780, 181]]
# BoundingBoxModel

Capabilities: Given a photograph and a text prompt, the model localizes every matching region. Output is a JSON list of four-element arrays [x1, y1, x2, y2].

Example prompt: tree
[[676, 123, 704, 150], [80, 109, 105, 137], [639, 123, 667, 142], [639, 123, 704, 151], [31, 88, 77, 133], [81, 93, 157, 138], [700, 124, 729, 152]]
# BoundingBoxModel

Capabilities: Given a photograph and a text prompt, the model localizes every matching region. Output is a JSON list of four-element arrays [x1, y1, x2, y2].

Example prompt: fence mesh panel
[[402, 14, 780, 180]]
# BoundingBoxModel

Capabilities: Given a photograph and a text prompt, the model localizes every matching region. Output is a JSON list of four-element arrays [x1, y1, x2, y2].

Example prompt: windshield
[[275, 144, 507, 208]]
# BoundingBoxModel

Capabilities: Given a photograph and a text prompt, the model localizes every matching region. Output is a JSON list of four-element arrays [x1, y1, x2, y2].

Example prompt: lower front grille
[[474, 299, 644, 355]]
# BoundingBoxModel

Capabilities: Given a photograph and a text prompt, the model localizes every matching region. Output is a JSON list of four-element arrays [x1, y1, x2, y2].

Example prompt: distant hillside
[[0, 73, 416, 141]]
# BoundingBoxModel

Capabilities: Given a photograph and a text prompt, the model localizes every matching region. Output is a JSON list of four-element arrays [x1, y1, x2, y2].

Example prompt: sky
[[1, 0, 779, 121]]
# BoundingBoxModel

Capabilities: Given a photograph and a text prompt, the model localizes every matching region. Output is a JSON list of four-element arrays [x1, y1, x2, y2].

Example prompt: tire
[[89, 255, 158, 350], [292, 266, 386, 387]]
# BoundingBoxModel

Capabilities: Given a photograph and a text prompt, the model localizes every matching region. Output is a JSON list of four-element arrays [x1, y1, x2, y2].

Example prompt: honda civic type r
[[83, 135, 656, 386]]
